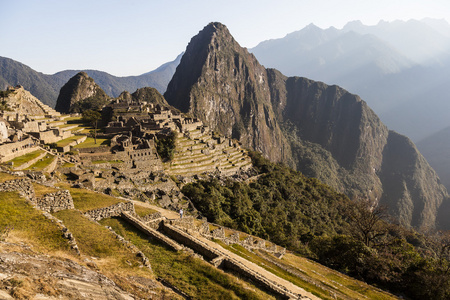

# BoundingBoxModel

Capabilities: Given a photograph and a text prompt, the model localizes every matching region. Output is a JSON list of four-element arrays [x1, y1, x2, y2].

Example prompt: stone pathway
[[130, 200, 321, 300]]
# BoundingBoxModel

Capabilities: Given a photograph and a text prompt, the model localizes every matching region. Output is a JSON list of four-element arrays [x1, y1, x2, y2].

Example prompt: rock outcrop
[[165, 22, 450, 230], [55, 72, 109, 113]]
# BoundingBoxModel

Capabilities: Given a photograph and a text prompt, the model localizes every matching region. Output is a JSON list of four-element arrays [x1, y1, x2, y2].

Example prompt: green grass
[[0, 191, 72, 253], [55, 136, 83, 147], [73, 137, 110, 148], [57, 183, 125, 212], [282, 253, 397, 300], [6, 150, 44, 167], [101, 217, 274, 300], [61, 162, 75, 168], [134, 205, 158, 218], [26, 154, 56, 171], [91, 160, 123, 164]]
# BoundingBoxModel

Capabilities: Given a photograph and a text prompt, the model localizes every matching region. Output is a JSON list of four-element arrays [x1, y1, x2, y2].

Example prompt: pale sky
[[1, 0, 449, 76]]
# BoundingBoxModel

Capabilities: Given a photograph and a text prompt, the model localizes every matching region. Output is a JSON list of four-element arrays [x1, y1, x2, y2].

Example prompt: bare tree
[[346, 199, 388, 247]]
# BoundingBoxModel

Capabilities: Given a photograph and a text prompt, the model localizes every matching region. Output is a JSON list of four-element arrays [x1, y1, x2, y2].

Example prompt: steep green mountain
[[55, 72, 109, 113], [164, 22, 450, 230], [0, 54, 181, 108]]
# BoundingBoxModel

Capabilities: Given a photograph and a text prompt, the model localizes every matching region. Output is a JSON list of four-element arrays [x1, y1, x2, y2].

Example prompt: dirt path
[[130, 200, 321, 300]]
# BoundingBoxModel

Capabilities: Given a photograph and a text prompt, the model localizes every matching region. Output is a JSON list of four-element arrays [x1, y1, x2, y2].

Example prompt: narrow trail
[[130, 200, 321, 300]]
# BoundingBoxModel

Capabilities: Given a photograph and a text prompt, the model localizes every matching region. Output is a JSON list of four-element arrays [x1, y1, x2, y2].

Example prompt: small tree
[[82, 109, 102, 144]]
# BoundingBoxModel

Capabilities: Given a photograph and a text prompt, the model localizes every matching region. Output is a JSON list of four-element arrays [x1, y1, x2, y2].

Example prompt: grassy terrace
[[63, 116, 94, 134], [5, 150, 45, 168], [101, 217, 274, 300], [26, 154, 56, 171], [73, 137, 110, 148], [215, 241, 397, 300], [282, 253, 397, 300], [91, 160, 123, 164], [55, 136, 84, 147], [56, 183, 125, 212]]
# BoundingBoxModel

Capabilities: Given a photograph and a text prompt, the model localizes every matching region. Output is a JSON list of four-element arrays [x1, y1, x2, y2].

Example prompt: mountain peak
[[55, 72, 109, 113]]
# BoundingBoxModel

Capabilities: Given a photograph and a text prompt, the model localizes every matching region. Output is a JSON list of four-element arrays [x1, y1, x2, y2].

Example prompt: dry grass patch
[[0, 172, 22, 182], [134, 204, 158, 218], [0, 191, 72, 253], [53, 210, 158, 299], [32, 182, 58, 198]]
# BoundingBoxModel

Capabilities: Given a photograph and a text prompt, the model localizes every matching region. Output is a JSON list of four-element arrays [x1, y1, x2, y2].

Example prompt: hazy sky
[[1, 0, 449, 76]]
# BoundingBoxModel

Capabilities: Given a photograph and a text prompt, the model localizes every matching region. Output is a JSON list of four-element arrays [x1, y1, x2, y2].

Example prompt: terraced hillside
[[167, 129, 252, 177]]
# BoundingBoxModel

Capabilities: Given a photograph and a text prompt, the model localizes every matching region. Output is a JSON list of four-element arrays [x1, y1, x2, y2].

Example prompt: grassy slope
[[0, 191, 71, 253]]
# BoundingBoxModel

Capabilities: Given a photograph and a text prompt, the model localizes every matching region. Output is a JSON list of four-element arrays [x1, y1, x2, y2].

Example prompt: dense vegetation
[[182, 151, 450, 299], [156, 131, 177, 161]]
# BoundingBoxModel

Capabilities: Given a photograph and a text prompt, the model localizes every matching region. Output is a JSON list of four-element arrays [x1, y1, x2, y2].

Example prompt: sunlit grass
[[73, 137, 110, 148], [134, 204, 158, 218], [0, 191, 71, 253], [6, 150, 44, 168], [55, 136, 83, 147], [53, 210, 158, 299], [32, 182, 58, 198], [56, 183, 125, 212], [26, 154, 56, 171], [282, 253, 397, 300]]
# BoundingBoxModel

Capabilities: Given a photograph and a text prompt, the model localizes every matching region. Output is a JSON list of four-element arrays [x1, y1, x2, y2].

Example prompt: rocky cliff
[[164, 22, 450, 230], [55, 72, 109, 113]]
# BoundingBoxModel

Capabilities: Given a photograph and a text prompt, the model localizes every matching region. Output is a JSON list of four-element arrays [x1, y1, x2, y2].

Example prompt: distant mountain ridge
[[164, 22, 450, 230], [0, 53, 182, 108], [250, 18, 450, 142]]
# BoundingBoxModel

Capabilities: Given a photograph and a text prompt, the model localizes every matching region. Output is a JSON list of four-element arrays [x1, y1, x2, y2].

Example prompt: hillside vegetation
[[182, 151, 450, 299]]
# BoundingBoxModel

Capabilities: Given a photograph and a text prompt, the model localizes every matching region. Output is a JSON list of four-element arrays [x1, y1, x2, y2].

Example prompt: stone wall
[[0, 137, 38, 163], [122, 212, 183, 251], [141, 212, 163, 222], [77, 146, 111, 154], [0, 178, 35, 201], [42, 155, 59, 173], [161, 222, 220, 260], [37, 190, 74, 212], [85, 202, 135, 221], [170, 218, 286, 257], [160, 221, 298, 300]]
